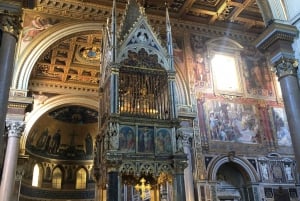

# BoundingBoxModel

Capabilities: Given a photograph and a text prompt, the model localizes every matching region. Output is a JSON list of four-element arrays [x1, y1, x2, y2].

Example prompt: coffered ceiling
[[28, 0, 265, 96]]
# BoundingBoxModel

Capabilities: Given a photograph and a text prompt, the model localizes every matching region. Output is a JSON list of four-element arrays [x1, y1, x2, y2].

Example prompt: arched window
[[75, 168, 87, 189], [52, 167, 62, 189], [32, 164, 43, 187]]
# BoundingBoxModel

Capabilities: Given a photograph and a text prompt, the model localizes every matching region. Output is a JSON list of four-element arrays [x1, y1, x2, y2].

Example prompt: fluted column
[[0, 1, 22, 179], [0, 121, 24, 201]]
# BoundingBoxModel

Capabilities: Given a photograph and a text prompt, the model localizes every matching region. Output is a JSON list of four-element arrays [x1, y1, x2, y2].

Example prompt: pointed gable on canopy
[[117, 0, 169, 70]]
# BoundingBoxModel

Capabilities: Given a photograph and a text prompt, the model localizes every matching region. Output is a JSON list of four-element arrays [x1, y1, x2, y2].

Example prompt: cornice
[[35, 0, 112, 21], [255, 22, 298, 52], [29, 80, 99, 96], [34, 0, 258, 43]]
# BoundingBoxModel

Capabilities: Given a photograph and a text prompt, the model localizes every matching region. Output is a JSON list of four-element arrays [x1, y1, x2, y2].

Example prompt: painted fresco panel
[[119, 125, 136, 152], [204, 100, 260, 144], [138, 126, 154, 153], [20, 11, 60, 53], [156, 128, 172, 154], [189, 34, 212, 92], [242, 57, 275, 99], [271, 107, 292, 147]]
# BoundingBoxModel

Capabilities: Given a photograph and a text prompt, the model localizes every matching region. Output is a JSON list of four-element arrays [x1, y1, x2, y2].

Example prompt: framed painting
[[204, 100, 260, 144]]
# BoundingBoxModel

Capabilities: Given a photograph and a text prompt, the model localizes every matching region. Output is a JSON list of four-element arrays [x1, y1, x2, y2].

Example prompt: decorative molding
[[29, 80, 99, 95], [255, 22, 298, 56]]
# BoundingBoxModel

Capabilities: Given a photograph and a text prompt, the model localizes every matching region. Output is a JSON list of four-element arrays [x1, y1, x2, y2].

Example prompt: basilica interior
[[0, 0, 300, 201]]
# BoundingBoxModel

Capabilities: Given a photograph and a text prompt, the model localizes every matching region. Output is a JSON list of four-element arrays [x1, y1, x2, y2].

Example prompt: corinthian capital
[[272, 58, 298, 79], [0, 7, 22, 37], [6, 121, 25, 138]]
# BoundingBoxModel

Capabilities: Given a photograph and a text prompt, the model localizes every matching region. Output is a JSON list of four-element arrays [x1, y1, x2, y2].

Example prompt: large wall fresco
[[203, 100, 260, 144]]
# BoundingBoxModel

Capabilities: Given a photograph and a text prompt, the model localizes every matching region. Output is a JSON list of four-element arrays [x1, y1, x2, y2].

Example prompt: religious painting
[[271, 107, 292, 147], [173, 35, 185, 67], [119, 125, 136, 152], [189, 34, 212, 91], [204, 100, 260, 144], [155, 128, 172, 154], [243, 57, 275, 99], [138, 126, 154, 153]]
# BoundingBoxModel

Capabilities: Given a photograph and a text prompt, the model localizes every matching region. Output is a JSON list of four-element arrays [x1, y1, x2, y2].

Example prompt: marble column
[[255, 22, 300, 172], [274, 59, 300, 171], [0, 121, 25, 201], [174, 173, 186, 201], [178, 128, 195, 201], [0, 1, 22, 179], [107, 171, 118, 201], [173, 147, 188, 201]]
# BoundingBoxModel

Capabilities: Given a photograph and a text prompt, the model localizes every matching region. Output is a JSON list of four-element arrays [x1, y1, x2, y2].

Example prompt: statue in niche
[[85, 133, 93, 155], [176, 130, 184, 153], [261, 163, 269, 180], [284, 164, 293, 180]]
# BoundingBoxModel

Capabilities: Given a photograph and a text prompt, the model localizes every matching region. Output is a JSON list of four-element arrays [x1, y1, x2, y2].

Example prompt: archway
[[208, 155, 259, 201]]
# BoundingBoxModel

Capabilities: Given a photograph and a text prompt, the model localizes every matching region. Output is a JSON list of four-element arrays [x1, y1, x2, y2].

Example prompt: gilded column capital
[[0, 7, 22, 38], [272, 58, 298, 79], [6, 121, 25, 138]]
